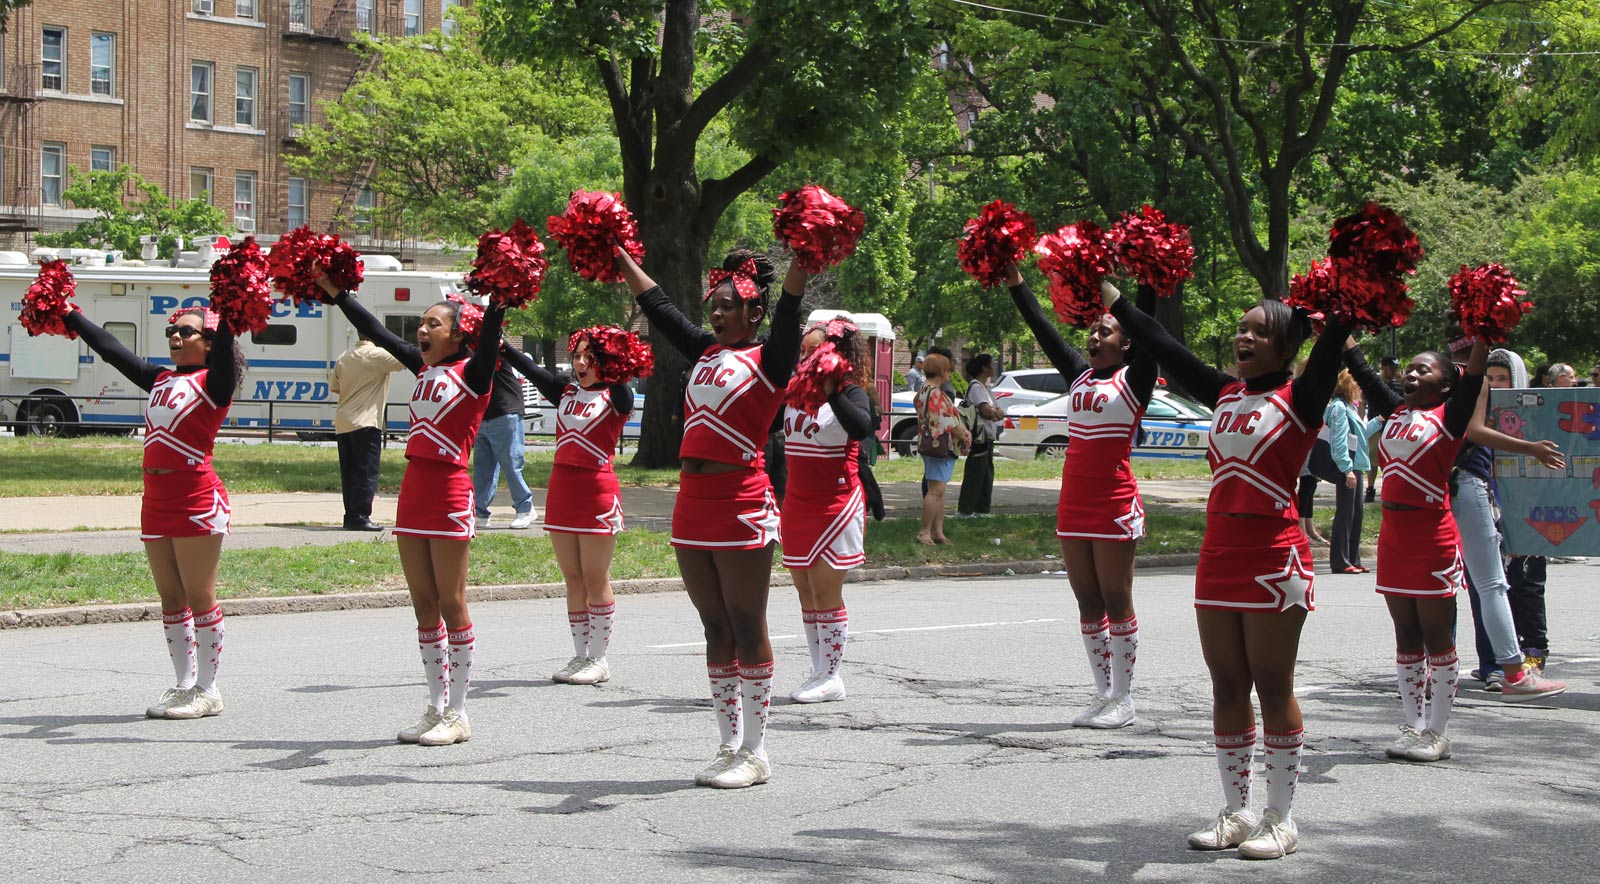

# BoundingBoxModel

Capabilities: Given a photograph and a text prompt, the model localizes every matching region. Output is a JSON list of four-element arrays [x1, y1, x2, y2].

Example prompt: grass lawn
[[0, 510, 1221, 610]]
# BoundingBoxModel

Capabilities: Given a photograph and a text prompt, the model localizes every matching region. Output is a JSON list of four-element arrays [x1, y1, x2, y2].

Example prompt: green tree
[[35, 166, 227, 259], [479, 0, 932, 466], [0, 1, 31, 32], [1506, 162, 1600, 365]]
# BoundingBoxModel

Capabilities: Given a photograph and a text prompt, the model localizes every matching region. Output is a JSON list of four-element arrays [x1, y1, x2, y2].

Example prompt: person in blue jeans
[[1323, 371, 1383, 573], [473, 362, 536, 530]]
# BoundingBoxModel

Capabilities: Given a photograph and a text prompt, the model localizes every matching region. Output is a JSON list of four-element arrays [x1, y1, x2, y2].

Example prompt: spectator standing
[[914, 352, 970, 545], [906, 354, 926, 393], [472, 361, 537, 530], [1548, 363, 1576, 387], [956, 353, 1003, 517], [332, 336, 406, 531]]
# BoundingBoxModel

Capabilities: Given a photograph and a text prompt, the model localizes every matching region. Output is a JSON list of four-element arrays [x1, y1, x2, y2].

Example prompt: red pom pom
[[20, 259, 80, 339], [209, 237, 274, 336], [468, 219, 547, 310], [958, 200, 1038, 288], [266, 227, 364, 306], [570, 325, 654, 386], [784, 340, 854, 416], [1033, 221, 1112, 328], [1107, 204, 1195, 298], [1285, 256, 1413, 333], [546, 191, 645, 284], [773, 185, 866, 273], [1449, 263, 1530, 344], [1328, 201, 1424, 280]]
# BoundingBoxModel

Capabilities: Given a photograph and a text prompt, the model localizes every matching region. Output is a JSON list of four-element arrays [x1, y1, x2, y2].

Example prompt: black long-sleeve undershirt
[[635, 285, 805, 388], [827, 383, 875, 441], [1344, 346, 1483, 437], [66, 310, 237, 404], [1108, 297, 1346, 427], [498, 343, 634, 416], [334, 294, 504, 396], [1009, 281, 1159, 408]]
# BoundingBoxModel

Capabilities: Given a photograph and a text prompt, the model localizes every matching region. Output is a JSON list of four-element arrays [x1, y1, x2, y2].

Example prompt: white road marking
[[647, 618, 1066, 649]]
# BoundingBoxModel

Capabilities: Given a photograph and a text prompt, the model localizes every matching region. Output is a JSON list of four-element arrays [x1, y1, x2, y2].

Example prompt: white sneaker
[[164, 688, 224, 719], [1403, 729, 1451, 762], [474, 515, 491, 530], [1070, 696, 1111, 727], [1384, 724, 1422, 759], [1085, 697, 1135, 729], [509, 511, 536, 530], [552, 655, 588, 683], [694, 745, 740, 785], [418, 708, 472, 746], [707, 748, 771, 789], [1187, 808, 1257, 850], [791, 673, 846, 704], [788, 672, 825, 701], [567, 657, 611, 685], [1238, 810, 1298, 859], [146, 686, 193, 719], [397, 706, 444, 743]]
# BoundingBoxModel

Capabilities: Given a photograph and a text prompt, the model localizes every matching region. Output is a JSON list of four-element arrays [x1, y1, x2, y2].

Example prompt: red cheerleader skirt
[[1194, 514, 1316, 612], [140, 468, 231, 541], [780, 483, 866, 570], [1376, 506, 1464, 598], [394, 456, 475, 540], [1057, 471, 1145, 541], [544, 463, 624, 535], [670, 469, 779, 550]]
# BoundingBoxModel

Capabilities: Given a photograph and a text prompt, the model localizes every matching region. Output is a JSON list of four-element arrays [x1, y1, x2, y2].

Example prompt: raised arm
[[1289, 317, 1349, 427], [1342, 341, 1401, 418], [463, 305, 506, 396], [65, 310, 161, 392], [1441, 339, 1488, 437], [203, 324, 238, 406], [608, 382, 635, 416], [829, 383, 875, 441], [759, 283, 806, 386], [1004, 262, 1088, 380], [497, 340, 567, 405], [1124, 284, 1161, 408], [617, 248, 716, 360], [1103, 281, 1231, 407], [331, 292, 422, 374]]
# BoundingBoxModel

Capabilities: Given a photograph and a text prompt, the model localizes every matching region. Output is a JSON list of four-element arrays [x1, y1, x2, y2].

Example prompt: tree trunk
[[629, 192, 713, 469]]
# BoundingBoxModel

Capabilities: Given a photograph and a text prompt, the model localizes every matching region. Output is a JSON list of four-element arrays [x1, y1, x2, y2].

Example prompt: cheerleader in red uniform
[[498, 328, 647, 687], [317, 274, 505, 747], [1005, 262, 1156, 729], [1344, 338, 1487, 763], [781, 318, 877, 704], [1100, 280, 1348, 860], [65, 306, 244, 720], [616, 247, 808, 789]]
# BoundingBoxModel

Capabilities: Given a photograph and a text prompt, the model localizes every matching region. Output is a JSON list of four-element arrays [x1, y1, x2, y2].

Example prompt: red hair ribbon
[[168, 307, 222, 332], [704, 259, 762, 303], [444, 292, 484, 343]]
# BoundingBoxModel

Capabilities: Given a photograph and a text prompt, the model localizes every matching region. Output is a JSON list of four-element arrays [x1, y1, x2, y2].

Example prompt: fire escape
[[0, 61, 43, 237]]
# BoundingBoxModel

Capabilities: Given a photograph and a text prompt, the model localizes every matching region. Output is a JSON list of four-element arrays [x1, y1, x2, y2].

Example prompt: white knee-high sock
[[1108, 615, 1138, 701], [1261, 729, 1304, 820], [1215, 727, 1257, 813], [193, 606, 224, 695], [161, 608, 197, 689], [708, 661, 742, 748], [446, 623, 475, 713], [1427, 647, 1460, 737], [816, 607, 848, 678], [738, 661, 774, 760], [567, 609, 590, 658], [418, 622, 448, 712], [587, 602, 615, 661], [800, 610, 822, 675], [1396, 651, 1427, 732], [1080, 617, 1112, 698]]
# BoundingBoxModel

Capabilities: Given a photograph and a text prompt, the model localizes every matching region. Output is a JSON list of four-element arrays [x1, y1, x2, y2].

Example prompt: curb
[[0, 554, 1206, 630]]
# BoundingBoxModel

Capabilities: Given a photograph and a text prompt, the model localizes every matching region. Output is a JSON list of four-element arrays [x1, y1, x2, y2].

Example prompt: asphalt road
[[4, 566, 1597, 883]]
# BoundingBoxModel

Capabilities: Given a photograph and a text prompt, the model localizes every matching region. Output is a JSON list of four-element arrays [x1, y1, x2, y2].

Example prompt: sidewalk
[[0, 479, 1212, 555]]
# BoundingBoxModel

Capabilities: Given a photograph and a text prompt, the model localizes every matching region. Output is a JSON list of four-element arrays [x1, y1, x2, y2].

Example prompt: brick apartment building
[[0, 0, 464, 262]]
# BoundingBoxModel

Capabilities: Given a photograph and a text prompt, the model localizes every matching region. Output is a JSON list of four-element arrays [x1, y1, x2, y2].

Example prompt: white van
[[0, 246, 473, 437]]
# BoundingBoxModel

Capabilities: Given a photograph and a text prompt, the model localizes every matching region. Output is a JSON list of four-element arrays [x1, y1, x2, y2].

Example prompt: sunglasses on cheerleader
[[164, 325, 211, 340]]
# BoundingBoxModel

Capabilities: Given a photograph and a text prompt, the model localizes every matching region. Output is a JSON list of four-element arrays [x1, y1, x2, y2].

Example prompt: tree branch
[[597, 54, 649, 192], [697, 153, 780, 237], [1350, 0, 1516, 54], [678, 41, 775, 146]]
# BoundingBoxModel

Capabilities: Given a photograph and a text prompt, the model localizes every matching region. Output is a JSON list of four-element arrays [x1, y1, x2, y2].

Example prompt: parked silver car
[[993, 387, 1212, 460]]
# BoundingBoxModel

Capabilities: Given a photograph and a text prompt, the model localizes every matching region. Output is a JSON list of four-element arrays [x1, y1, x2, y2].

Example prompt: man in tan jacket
[[332, 336, 406, 530]]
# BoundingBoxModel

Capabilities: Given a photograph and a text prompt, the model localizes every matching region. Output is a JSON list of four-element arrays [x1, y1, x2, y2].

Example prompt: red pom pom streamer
[[20, 259, 80, 339], [1107, 204, 1194, 298], [772, 185, 866, 273], [1033, 221, 1113, 328], [267, 227, 364, 306], [468, 219, 547, 310], [785, 340, 854, 416], [545, 191, 645, 284], [1328, 201, 1423, 279], [958, 200, 1038, 288], [1449, 263, 1531, 344], [1286, 202, 1422, 333], [569, 325, 654, 386], [209, 237, 274, 336]]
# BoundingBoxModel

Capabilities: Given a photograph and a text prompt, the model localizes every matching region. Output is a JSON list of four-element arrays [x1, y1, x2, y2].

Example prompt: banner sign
[[1490, 387, 1600, 556]]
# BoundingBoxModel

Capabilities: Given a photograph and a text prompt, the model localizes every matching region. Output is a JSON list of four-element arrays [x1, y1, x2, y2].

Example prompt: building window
[[236, 0, 256, 19], [288, 0, 310, 30], [90, 33, 115, 96], [355, 0, 373, 32], [235, 67, 257, 127], [404, 0, 422, 36], [288, 73, 309, 127], [42, 27, 65, 91], [42, 143, 66, 205], [90, 146, 116, 172], [190, 167, 214, 202], [441, 0, 459, 35], [355, 187, 374, 228], [287, 177, 308, 229], [234, 171, 257, 231], [190, 62, 213, 122]]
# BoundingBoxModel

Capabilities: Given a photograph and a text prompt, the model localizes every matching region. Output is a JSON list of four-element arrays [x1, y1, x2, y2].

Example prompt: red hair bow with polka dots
[[445, 292, 484, 344], [168, 306, 222, 332], [704, 259, 762, 303]]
